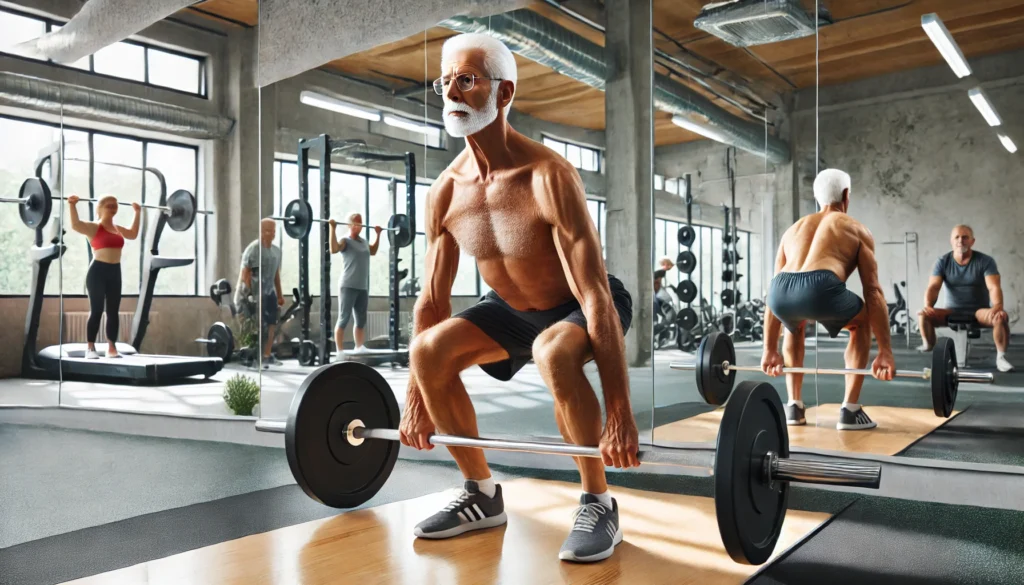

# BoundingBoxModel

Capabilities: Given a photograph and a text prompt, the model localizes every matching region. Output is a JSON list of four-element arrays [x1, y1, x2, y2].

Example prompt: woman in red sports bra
[[67, 195, 142, 359]]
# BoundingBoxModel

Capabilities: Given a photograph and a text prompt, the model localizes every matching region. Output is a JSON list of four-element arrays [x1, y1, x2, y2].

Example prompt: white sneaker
[[916, 344, 933, 353], [353, 345, 370, 354], [84, 350, 100, 359], [997, 354, 1015, 373]]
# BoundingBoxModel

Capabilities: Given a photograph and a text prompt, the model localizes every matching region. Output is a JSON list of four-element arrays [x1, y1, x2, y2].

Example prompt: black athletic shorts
[[454, 274, 633, 381], [767, 269, 864, 338]]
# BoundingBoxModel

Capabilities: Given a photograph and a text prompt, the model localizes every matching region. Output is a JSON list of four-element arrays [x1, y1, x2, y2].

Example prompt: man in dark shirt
[[918, 224, 1013, 372]]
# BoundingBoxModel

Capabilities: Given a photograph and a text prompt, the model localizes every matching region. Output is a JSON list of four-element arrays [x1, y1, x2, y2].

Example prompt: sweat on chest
[[443, 186, 553, 259]]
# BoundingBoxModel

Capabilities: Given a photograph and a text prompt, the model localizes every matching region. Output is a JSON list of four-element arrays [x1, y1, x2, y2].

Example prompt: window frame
[[0, 112, 203, 297], [540, 134, 603, 173], [0, 5, 208, 98]]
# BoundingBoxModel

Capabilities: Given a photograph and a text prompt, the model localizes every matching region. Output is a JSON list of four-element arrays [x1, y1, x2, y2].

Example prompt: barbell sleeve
[[354, 427, 881, 488], [957, 370, 996, 383], [255, 419, 287, 433], [769, 453, 882, 489]]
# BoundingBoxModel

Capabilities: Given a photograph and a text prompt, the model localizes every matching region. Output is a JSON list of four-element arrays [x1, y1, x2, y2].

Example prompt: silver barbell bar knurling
[[668, 361, 994, 384]]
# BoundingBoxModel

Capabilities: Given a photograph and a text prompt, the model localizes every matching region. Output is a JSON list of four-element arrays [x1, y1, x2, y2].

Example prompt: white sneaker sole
[[836, 421, 878, 430], [414, 511, 507, 539], [787, 418, 806, 426], [558, 526, 624, 563]]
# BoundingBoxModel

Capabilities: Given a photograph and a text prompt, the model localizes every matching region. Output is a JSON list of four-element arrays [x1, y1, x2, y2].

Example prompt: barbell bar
[[670, 331, 993, 416], [4, 177, 211, 232], [269, 198, 414, 248], [260, 362, 882, 565], [268, 214, 402, 232]]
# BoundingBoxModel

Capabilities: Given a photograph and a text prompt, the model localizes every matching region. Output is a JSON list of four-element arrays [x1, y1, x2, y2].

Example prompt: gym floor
[[1, 332, 1023, 584]]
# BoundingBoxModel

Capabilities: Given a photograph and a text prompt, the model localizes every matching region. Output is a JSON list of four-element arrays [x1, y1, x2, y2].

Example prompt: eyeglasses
[[433, 73, 503, 95]]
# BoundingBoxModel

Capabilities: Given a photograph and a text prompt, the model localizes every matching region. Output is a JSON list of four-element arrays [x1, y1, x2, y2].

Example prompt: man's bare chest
[[443, 184, 553, 259]]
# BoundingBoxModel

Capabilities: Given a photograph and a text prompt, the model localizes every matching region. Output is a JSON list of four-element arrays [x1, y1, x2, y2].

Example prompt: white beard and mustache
[[443, 85, 500, 138]]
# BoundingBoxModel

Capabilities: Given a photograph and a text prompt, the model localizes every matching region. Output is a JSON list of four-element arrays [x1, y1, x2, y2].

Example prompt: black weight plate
[[677, 224, 696, 247], [723, 249, 743, 264], [677, 307, 698, 331], [721, 289, 741, 308], [166, 189, 197, 232], [720, 314, 735, 335], [387, 213, 413, 248], [19, 178, 52, 230], [284, 199, 313, 240], [677, 279, 697, 304], [676, 250, 697, 275], [722, 270, 743, 283], [696, 331, 735, 406], [205, 322, 234, 362], [931, 337, 957, 418], [716, 380, 789, 566], [285, 362, 401, 508], [298, 339, 319, 367]]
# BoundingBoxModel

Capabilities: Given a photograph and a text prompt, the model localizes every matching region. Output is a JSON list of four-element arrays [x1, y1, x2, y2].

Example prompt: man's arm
[[763, 237, 787, 348], [986, 274, 1004, 312], [239, 243, 255, 291], [275, 268, 283, 301], [406, 180, 459, 402], [537, 160, 637, 466], [922, 275, 943, 310], [369, 229, 381, 256], [329, 223, 346, 254], [856, 227, 893, 354]]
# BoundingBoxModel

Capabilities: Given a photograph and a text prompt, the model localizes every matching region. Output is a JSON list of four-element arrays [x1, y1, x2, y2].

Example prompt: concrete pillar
[[604, 0, 653, 368]]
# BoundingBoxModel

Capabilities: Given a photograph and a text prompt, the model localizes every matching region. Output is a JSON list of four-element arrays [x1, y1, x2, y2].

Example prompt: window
[[665, 178, 678, 195], [273, 161, 481, 298], [0, 115, 201, 295], [541, 136, 602, 173], [0, 6, 207, 97], [654, 174, 664, 191]]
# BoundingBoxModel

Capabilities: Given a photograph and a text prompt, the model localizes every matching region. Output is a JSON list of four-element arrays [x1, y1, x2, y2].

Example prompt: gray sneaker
[[786, 402, 806, 426], [837, 406, 877, 430], [413, 481, 507, 539], [558, 494, 623, 563]]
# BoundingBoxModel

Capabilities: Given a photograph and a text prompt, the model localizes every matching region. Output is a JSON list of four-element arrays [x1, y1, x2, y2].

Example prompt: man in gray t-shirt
[[919, 224, 1013, 372], [329, 212, 381, 358], [240, 218, 284, 364]]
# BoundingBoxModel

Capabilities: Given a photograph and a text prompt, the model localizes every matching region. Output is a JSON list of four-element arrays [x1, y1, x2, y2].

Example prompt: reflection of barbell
[[268, 199, 414, 248], [671, 331, 994, 412], [2, 178, 210, 232], [257, 362, 882, 565]]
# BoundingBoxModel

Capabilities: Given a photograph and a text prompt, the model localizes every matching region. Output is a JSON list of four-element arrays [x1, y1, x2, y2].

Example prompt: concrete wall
[[791, 48, 1024, 329]]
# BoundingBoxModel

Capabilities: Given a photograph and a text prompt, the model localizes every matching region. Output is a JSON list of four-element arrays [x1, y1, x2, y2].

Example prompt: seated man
[[399, 33, 636, 563], [918, 225, 1013, 372], [761, 169, 895, 430]]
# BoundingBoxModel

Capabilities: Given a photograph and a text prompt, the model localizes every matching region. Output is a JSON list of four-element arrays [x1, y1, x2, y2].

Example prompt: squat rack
[[880, 231, 918, 349]]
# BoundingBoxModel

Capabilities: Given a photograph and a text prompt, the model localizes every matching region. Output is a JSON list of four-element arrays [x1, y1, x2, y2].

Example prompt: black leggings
[[86, 260, 123, 344]]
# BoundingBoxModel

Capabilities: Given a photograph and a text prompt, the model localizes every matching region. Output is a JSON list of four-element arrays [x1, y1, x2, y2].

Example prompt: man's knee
[[409, 325, 473, 381], [532, 327, 589, 377]]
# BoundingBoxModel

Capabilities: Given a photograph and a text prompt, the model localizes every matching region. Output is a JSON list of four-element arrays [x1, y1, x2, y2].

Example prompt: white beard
[[443, 93, 499, 138]]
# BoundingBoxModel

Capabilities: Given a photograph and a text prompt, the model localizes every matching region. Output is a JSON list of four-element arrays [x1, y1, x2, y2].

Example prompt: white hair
[[441, 33, 517, 115], [813, 168, 851, 208]]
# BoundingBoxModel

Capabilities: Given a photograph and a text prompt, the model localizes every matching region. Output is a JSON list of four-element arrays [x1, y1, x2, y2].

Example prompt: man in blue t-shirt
[[918, 224, 1013, 372]]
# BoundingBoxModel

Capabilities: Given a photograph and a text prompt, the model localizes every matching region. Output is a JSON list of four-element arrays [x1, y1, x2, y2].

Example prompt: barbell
[[671, 332, 994, 415], [268, 199, 414, 248], [2, 178, 211, 232], [258, 361, 882, 565]]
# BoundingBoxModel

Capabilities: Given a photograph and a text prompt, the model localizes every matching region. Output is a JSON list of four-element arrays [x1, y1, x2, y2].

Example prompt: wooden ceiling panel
[[310, 0, 1024, 146], [187, 0, 258, 27]]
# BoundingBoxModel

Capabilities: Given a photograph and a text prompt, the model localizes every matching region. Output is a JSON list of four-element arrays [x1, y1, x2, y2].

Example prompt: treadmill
[[23, 177, 223, 383]]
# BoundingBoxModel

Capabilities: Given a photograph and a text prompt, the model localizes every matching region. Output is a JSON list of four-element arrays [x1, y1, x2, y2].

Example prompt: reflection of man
[[240, 219, 284, 366], [398, 33, 635, 563], [918, 225, 1013, 372], [653, 256, 674, 315], [329, 212, 381, 359], [761, 169, 895, 431]]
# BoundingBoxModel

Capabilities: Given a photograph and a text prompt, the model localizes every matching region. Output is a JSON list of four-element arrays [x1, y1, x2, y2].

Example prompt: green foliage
[[235, 314, 259, 349], [223, 374, 260, 416]]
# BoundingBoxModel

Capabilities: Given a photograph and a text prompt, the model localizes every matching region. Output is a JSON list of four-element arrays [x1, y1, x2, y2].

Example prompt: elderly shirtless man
[[761, 169, 896, 430], [398, 33, 636, 563]]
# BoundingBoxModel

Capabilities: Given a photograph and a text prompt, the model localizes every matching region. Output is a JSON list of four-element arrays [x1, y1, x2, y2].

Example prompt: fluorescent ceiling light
[[672, 115, 728, 143], [968, 87, 1002, 126], [299, 91, 381, 121], [383, 114, 441, 140], [921, 14, 972, 78], [998, 134, 1017, 154]]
